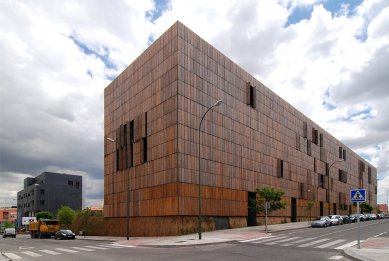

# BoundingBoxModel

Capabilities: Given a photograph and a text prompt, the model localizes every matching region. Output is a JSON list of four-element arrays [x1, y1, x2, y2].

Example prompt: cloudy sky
[[0, 0, 388, 209]]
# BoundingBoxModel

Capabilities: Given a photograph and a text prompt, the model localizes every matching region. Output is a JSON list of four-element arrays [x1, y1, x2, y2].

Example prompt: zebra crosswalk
[[240, 235, 362, 250], [3, 243, 130, 260]]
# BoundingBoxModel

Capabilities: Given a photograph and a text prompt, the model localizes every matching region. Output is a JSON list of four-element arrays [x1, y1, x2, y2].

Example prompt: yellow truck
[[29, 219, 60, 238]]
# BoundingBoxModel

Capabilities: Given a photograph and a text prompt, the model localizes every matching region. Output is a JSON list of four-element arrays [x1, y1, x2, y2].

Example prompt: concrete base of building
[[104, 216, 248, 237]]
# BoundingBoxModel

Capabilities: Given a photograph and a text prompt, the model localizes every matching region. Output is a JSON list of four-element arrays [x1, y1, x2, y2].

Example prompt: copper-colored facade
[[104, 21, 377, 236]]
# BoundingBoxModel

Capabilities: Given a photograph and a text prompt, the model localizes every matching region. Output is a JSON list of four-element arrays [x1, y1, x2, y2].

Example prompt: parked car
[[369, 213, 377, 220], [2, 228, 16, 238], [342, 215, 351, 224], [349, 214, 359, 223], [377, 213, 385, 219], [359, 214, 366, 221], [384, 213, 389, 219], [311, 216, 332, 228], [54, 230, 75, 240], [329, 215, 342, 225]]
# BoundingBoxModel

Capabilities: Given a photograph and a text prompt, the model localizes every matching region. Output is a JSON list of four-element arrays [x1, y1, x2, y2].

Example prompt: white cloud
[[0, 0, 154, 207]]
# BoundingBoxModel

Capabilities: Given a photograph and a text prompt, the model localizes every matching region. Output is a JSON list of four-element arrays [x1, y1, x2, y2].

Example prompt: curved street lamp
[[328, 159, 344, 215], [198, 100, 222, 240]]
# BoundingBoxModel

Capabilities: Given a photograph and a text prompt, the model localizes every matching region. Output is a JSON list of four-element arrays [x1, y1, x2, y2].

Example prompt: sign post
[[350, 189, 366, 249], [265, 201, 269, 233]]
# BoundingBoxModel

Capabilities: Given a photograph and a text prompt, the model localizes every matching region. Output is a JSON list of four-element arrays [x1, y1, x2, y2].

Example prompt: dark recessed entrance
[[291, 197, 297, 222], [247, 192, 257, 226]]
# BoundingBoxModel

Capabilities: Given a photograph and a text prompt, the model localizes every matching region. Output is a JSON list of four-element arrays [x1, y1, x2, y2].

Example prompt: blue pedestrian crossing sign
[[350, 189, 366, 202]]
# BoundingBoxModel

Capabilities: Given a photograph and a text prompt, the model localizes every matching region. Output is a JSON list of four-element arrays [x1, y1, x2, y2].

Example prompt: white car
[[2, 228, 16, 238]]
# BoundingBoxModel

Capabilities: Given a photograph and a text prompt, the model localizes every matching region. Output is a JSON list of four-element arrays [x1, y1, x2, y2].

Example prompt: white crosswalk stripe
[[21, 251, 42, 257], [4, 253, 22, 259], [315, 239, 346, 249], [242, 235, 365, 250], [71, 246, 95, 251], [240, 235, 275, 243], [282, 237, 316, 246], [98, 243, 126, 248], [335, 240, 360, 249], [253, 236, 288, 243], [3, 244, 128, 260], [84, 245, 110, 250], [39, 249, 62, 255], [298, 238, 330, 247], [55, 247, 80, 253], [273, 236, 301, 243]]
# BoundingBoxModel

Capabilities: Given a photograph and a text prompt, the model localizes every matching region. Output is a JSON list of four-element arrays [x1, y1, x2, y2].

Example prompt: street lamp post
[[106, 137, 130, 240], [198, 100, 222, 240], [328, 159, 344, 215]]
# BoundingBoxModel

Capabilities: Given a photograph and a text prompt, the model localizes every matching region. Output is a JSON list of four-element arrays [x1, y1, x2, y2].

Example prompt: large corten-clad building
[[104, 21, 377, 236]]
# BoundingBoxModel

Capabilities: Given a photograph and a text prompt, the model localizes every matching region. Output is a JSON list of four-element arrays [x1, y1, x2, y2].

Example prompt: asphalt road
[[0, 219, 387, 261]]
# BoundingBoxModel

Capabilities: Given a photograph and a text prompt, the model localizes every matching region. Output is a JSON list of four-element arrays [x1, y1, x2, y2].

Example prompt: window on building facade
[[319, 174, 325, 188], [76, 181, 80, 189], [314, 158, 317, 173], [319, 133, 323, 147], [312, 128, 318, 145], [339, 146, 343, 159], [299, 183, 305, 199], [295, 133, 300, 151], [141, 137, 148, 163], [40, 200, 45, 205], [246, 82, 256, 108], [277, 159, 284, 178], [303, 121, 307, 138], [307, 140, 311, 156], [343, 149, 346, 161], [68, 180, 73, 186], [368, 167, 372, 184], [40, 189, 45, 195], [338, 170, 347, 183]]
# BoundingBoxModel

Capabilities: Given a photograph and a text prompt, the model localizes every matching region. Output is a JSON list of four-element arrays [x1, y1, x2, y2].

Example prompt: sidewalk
[[73, 222, 310, 246], [342, 237, 389, 261]]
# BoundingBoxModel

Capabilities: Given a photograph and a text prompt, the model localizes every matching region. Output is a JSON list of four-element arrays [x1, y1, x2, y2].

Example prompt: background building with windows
[[104, 21, 377, 236], [0, 207, 17, 225], [17, 172, 82, 227]]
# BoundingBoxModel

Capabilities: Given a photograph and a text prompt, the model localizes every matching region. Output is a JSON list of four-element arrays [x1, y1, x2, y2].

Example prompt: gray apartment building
[[17, 172, 82, 226]]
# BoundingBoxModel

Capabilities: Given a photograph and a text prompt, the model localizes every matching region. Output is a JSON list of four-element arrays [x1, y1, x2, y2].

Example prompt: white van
[[3, 228, 16, 238]]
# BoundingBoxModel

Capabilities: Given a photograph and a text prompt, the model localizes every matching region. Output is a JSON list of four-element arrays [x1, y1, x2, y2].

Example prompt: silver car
[[311, 216, 332, 228], [329, 215, 342, 225]]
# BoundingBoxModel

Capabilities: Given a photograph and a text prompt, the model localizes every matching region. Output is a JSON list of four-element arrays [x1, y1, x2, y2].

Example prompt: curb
[[341, 248, 375, 261], [0, 252, 10, 261], [135, 240, 237, 248]]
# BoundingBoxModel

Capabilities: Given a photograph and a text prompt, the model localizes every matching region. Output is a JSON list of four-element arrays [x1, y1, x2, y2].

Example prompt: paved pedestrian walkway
[[342, 237, 389, 261]]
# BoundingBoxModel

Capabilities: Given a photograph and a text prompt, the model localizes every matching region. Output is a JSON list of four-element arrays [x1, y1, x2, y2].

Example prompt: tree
[[36, 211, 54, 220], [57, 206, 75, 228], [253, 187, 286, 214], [3, 221, 15, 228], [360, 202, 373, 213], [76, 208, 93, 237], [307, 200, 315, 223]]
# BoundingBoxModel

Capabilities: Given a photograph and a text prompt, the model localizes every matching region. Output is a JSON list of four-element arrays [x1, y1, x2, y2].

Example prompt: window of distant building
[[68, 180, 73, 186]]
